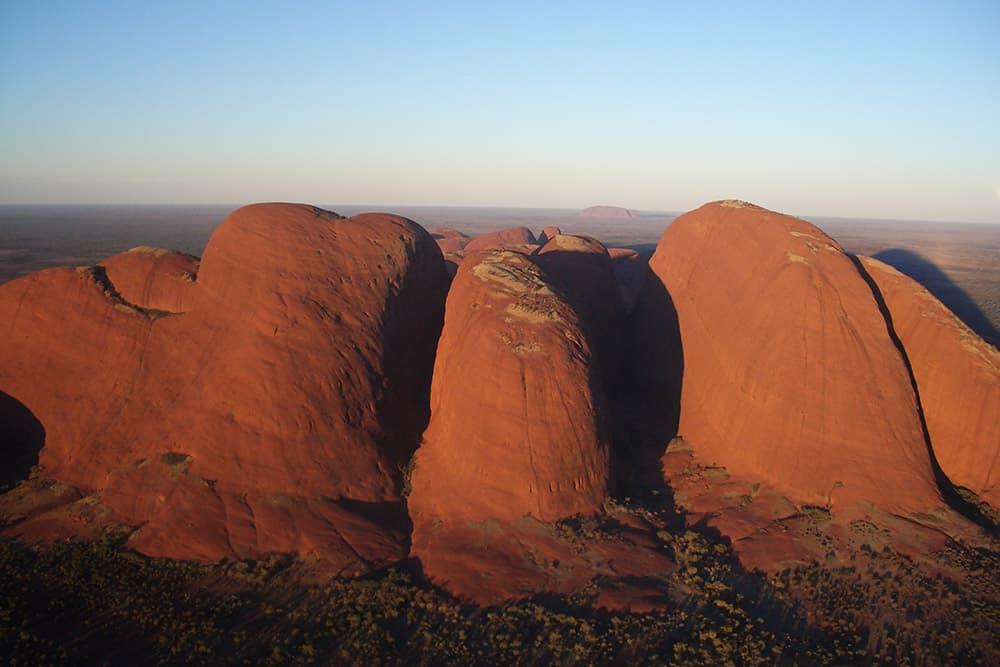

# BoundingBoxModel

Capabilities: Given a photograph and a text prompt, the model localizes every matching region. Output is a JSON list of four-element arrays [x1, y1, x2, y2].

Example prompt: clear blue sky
[[2, 1, 998, 222]]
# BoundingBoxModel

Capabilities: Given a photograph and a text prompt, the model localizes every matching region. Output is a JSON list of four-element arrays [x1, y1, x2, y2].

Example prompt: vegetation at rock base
[[1, 528, 997, 666]]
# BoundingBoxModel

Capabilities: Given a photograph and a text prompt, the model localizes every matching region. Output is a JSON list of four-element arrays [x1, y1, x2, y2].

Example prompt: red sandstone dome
[[0, 267, 155, 487], [535, 234, 624, 399], [409, 249, 610, 526], [859, 256, 1000, 508], [462, 226, 537, 252], [407, 250, 679, 604], [429, 228, 470, 255], [539, 225, 562, 243], [0, 203, 448, 571], [635, 200, 943, 517], [99, 246, 199, 312]]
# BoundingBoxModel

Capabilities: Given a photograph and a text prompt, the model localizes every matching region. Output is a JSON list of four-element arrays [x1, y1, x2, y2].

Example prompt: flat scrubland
[[2, 499, 998, 666]]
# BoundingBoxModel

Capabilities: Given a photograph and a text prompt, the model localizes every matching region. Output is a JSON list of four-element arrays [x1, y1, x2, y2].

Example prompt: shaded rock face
[[535, 234, 624, 403], [408, 251, 678, 605], [463, 226, 537, 252], [859, 256, 1000, 508], [635, 201, 943, 517], [0, 392, 45, 489], [608, 247, 650, 315], [539, 225, 562, 244], [0, 203, 448, 571], [99, 247, 199, 313], [579, 205, 639, 219]]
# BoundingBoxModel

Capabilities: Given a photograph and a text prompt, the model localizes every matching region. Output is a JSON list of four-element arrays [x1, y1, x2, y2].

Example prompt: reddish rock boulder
[[0, 203, 448, 569], [463, 226, 537, 252], [408, 250, 674, 605], [429, 228, 470, 275], [538, 225, 562, 243], [859, 256, 1000, 508], [535, 234, 624, 397], [0, 267, 156, 487], [636, 200, 943, 518], [99, 246, 199, 312], [429, 228, 470, 255], [410, 249, 610, 525]]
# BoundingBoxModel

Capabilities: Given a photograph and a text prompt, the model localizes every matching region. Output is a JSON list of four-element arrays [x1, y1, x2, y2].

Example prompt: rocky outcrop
[[0, 203, 449, 571], [859, 256, 1000, 508], [408, 250, 674, 605], [463, 226, 537, 252], [535, 234, 624, 400], [409, 249, 610, 525], [635, 200, 943, 518], [539, 225, 562, 243], [99, 246, 199, 313]]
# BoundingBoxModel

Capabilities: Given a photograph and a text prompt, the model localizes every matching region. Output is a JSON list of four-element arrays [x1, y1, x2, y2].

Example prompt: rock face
[[579, 205, 639, 219], [0, 266, 156, 488], [535, 235, 624, 401], [463, 226, 537, 252], [0, 203, 449, 571], [429, 228, 470, 256], [408, 250, 677, 605], [429, 228, 470, 275], [859, 256, 1000, 508], [409, 250, 610, 526], [539, 225, 562, 243], [636, 200, 943, 517], [99, 247, 199, 313]]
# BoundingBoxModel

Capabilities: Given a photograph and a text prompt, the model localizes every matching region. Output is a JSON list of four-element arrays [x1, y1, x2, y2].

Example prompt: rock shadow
[[0, 391, 45, 489], [873, 248, 999, 348], [616, 267, 683, 501]]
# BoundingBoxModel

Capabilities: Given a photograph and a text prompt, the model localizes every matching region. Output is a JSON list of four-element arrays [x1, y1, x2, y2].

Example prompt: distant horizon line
[[0, 201, 996, 227]]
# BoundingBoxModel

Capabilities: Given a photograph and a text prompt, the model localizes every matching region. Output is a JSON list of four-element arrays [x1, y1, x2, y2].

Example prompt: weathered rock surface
[[636, 200, 943, 518], [535, 234, 624, 399], [410, 249, 610, 525], [408, 250, 674, 605], [539, 225, 562, 243], [0, 267, 155, 487], [99, 246, 199, 312], [0, 203, 448, 570], [859, 256, 1000, 508]]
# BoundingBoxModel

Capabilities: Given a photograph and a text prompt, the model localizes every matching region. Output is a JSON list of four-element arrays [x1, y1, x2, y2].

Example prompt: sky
[[1, 1, 998, 222]]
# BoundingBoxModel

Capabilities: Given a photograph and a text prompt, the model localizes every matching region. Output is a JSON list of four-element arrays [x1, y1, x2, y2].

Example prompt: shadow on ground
[[873, 248, 999, 347]]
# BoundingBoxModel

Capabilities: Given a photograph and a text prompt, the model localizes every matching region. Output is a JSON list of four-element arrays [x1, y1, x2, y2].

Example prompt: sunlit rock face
[[859, 255, 1000, 509], [634, 200, 944, 519], [0, 203, 449, 572]]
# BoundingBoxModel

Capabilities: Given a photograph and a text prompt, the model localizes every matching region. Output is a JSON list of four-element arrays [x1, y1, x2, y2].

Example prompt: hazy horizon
[[1, 201, 998, 227], [3, 2, 999, 223]]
